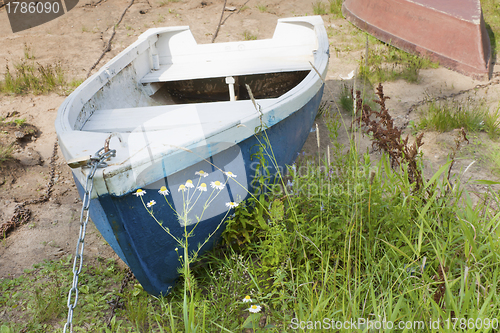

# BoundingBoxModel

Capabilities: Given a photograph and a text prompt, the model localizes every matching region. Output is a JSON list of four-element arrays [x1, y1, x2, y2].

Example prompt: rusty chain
[[0, 141, 58, 238], [401, 71, 500, 129], [106, 268, 135, 328]]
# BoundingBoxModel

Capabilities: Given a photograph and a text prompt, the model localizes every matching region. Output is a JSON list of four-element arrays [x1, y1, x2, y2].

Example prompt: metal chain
[[63, 147, 116, 333], [0, 141, 58, 238], [106, 268, 135, 328], [401, 71, 500, 129]]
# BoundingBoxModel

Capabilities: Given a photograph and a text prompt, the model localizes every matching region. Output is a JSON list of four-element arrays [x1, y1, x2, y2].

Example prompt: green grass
[[419, 97, 500, 137], [339, 83, 353, 112], [0, 44, 82, 95], [483, 104, 500, 139], [242, 30, 257, 40], [0, 256, 124, 332], [312, 1, 327, 15], [359, 43, 439, 83], [0, 61, 65, 95], [2, 88, 500, 332], [487, 144, 500, 175], [481, 0, 500, 56], [0, 143, 14, 167], [256, 4, 267, 12], [328, 0, 343, 18]]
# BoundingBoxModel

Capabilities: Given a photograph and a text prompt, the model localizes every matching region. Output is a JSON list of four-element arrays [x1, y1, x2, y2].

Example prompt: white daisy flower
[[158, 186, 169, 196], [147, 200, 156, 208], [185, 179, 194, 188], [197, 183, 207, 192], [195, 170, 209, 178], [248, 305, 261, 313], [224, 171, 237, 178], [133, 189, 146, 197], [178, 184, 187, 192], [242, 295, 252, 303], [210, 181, 225, 190], [226, 202, 238, 208]]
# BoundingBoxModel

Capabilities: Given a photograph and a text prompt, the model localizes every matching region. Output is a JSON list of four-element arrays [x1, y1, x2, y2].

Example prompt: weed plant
[[1, 60, 64, 94], [312, 1, 327, 15], [419, 97, 500, 138], [312, 0, 343, 17], [0, 256, 123, 332], [0, 144, 14, 167], [0, 44, 81, 95], [339, 83, 353, 112], [242, 30, 257, 40], [359, 43, 439, 83], [328, 0, 343, 18], [482, 0, 500, 56], [256, 4, 267, 13]]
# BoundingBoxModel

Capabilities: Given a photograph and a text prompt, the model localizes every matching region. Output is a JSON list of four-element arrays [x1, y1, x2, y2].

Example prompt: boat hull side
[[78, 85, 324, 296], [343, 0, 491, 80]]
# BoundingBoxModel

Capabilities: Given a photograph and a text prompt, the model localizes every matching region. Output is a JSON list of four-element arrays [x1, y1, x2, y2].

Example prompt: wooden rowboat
[[55, 16, 329, 295], [343, 0, 492, 80]]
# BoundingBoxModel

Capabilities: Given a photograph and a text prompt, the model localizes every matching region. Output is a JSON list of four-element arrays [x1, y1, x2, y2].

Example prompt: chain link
[[63, 147, 116, 333], [401, 72, 500, 129], [0, 141, 58, 238], [106, 268, 135, 328]]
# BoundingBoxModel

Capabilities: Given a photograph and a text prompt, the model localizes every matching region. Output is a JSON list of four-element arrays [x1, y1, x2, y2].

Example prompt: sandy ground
[[1, 0, 499, 279]]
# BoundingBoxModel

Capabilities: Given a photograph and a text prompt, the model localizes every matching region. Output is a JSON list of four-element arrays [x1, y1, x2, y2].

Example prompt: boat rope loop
[[63, 147, 116, 333]]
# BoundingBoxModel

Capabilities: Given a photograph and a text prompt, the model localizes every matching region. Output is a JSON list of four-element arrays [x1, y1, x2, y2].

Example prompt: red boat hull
[[343, 0, 491, 80]]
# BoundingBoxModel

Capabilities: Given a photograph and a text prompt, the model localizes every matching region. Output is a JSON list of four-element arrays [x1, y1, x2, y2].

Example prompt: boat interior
[[80, 68, 311, 133], [152, 70, 310, 104]]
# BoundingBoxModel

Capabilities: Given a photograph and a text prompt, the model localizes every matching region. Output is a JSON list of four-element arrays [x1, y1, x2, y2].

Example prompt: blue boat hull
[[76, 86, 324, 295]]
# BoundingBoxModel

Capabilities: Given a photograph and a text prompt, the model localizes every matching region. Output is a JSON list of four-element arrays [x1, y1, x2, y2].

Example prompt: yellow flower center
[[186, 179, 193, 184], [136, 189, 143, 193], [214, 181, 221, 186], [245, 296, 251, 300], [251, 305, 257, 309], [160, 186, 167, 191], [200, 183, 206, 187], [227, 172, 233, 176], [179, 185, 186, 189], [199, 170, 205, 174]]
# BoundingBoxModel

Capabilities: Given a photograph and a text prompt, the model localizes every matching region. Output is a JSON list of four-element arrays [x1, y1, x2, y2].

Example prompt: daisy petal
[[225, 202, 238, 208], [158, 186, 170, 196], [133, 189, 146, 197], [210, 181, 225, 190], [195, 170, 209, 178], [248, 305, 261, 313]]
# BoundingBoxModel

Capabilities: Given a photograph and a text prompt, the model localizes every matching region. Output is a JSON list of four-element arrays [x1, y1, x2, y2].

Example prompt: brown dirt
[[1, 0, 499, 280]]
